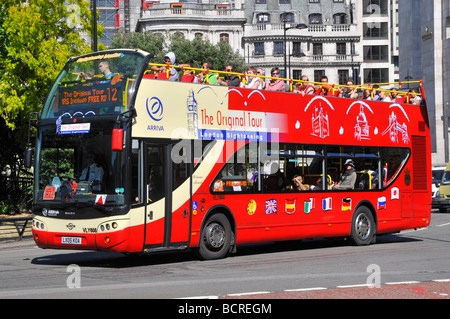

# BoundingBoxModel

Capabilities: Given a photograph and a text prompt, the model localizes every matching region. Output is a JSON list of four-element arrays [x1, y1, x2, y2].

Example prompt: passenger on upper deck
[[362, 89, 373, 100], [265, 67, 285, 92], [217, 65, 240, 87], [390, 88, 407, 103], [150, 52, 185, 81], [298, 76, 315, 96], [99, 60, 115, 79], [315, 76, 339, 97], [378, 90, 392, 102], [245, 66, 262, 89], [198, 62, 218, 85], [257, 68, 267, 89], [409, 87, 422, 105], [340, 80, 359, 99]]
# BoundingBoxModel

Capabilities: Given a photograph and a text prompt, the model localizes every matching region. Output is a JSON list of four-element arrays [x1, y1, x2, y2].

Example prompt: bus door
[[144, 142, 192, 249]]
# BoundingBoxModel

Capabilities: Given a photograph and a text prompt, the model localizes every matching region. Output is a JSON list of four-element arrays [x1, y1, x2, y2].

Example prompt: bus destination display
[[58, 82, 123, 109]]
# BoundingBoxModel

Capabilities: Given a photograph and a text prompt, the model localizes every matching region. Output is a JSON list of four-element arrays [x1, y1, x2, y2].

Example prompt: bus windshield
[[34, 121, 128, 207], [41, 50, 147, 120]]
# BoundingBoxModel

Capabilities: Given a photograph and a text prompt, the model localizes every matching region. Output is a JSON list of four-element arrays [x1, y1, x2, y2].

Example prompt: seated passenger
[[292, 175, 308, 191], [298, 76, 315, 96], [390, 88, 407, 103], [340, 80, 359, 99], [333, 159, 357, 190], [150, 52, 189, 81], [198, 62, 218, 85], [265, 67, 285, 92], [315, 76, 339, 97], [245, 66, 262, 89]]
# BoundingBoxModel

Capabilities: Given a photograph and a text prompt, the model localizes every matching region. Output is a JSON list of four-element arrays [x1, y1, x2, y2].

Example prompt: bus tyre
[[198, 213, 232, 260], [350, 206, 376, 246]]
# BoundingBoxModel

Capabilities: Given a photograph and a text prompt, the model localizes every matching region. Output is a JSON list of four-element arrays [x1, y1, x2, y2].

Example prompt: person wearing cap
[[334, 159, 357, 190]]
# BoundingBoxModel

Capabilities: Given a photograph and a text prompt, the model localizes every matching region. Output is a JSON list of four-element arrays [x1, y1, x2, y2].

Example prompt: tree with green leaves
[[0, 0, 99, 213], [110, 31, 245, 73], [0, 0, 98, 133]]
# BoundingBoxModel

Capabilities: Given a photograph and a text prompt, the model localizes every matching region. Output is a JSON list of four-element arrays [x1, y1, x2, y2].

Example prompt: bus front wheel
[[350, 206, 376, 246], [198, 213, 232, 260]]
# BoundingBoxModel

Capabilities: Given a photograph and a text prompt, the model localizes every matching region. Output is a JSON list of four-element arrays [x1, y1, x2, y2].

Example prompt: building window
[[336, 43, 346, 55], [293, 70, 302, 80], [292, 42, 302, 55], [313, 43, 323, 56], [273, 41, 284, 55], [257, 13, 270, 24], [171, 3, 184, 14], [333, 13, 348, 24], [314, 70, 325, 82], [338, 70, 349, 85], [364, 68, 389, 83], [309, 13, 322, 24], [254, 42, 265, 56], [219, 33, 229, 44], [281, 12, 294, 23], [363, 45, 388, 61], [216, 5, 229, 16]]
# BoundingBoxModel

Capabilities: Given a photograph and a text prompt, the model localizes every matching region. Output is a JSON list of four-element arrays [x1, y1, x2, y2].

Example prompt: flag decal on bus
[[322, 198, 332, 211], [342, 198, 352, 211], [377, 197, 387, 210], [265, 199, 277, 215], [285, 199, 296, 214]]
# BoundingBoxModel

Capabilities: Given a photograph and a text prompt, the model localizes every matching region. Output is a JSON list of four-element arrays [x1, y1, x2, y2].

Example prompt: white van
[[432, 165, 446, 207], [436, 162, 450, 213]]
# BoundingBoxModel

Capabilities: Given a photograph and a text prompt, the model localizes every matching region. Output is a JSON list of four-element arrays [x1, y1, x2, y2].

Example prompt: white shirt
[[80, 164, 104, 191]]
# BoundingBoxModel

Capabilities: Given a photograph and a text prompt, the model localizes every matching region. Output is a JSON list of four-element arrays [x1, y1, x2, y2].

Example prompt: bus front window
[[34, 123, 126, 206], [41, 50, 146, 120]]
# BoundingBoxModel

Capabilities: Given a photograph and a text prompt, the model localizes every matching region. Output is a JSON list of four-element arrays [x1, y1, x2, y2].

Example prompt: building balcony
[[140, 5, 246, 22], [248, 53, 362, 66], [244, 23, 359, 40]]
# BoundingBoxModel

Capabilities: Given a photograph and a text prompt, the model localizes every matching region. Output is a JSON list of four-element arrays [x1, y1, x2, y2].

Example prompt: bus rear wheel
[[198, 213, 232, 260], [350, 206, 376, 246]]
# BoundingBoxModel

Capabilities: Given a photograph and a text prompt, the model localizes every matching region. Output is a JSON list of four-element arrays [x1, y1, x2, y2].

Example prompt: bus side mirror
[[112, 128, 124, 151], [25, 148, 34, 168]]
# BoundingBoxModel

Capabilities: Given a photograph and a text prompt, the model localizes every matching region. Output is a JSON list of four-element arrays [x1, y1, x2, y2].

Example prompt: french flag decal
[[322, 197, 332, 211], [377, 197, 387, 210]]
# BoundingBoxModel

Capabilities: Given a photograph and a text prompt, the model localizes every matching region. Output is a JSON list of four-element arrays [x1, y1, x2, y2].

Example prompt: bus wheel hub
[[205, 223, 225, 249]]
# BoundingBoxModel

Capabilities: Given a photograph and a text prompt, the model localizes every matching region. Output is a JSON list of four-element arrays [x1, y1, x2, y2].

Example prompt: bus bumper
[[32, 227, 130, 252]]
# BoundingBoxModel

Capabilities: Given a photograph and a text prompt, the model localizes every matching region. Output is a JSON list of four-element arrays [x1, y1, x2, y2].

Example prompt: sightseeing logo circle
[[146, 97, 164, 121]]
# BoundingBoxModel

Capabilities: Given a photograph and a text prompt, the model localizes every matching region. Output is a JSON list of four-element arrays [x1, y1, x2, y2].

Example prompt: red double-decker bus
[[29, 50, 431, 259]]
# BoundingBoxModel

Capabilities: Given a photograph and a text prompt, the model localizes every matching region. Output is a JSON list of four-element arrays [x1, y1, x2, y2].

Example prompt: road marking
[[436, 223, 450, 227], [284, 287, 327, 292], [181, 295, 219, 299], [337, 284, 372, 289], [385, 281, 420, 285], [226, 291, 271, 297], [433, 279, 450, 282]]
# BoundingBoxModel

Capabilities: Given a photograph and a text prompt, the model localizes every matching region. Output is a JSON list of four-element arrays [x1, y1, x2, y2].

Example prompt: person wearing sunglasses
[[218, 65, 240, 87], [265, 67, 286, 92]]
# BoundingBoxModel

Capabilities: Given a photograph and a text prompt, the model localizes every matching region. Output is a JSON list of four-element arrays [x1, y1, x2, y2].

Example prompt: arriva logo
[[146, 97, 164, 121]]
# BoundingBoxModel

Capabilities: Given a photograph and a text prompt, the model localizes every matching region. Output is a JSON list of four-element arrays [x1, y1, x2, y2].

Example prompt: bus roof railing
[[146, 63, 424, 102]]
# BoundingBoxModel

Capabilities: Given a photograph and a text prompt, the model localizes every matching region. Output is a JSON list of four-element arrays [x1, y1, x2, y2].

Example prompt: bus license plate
[[61, 237, 82, 245]]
